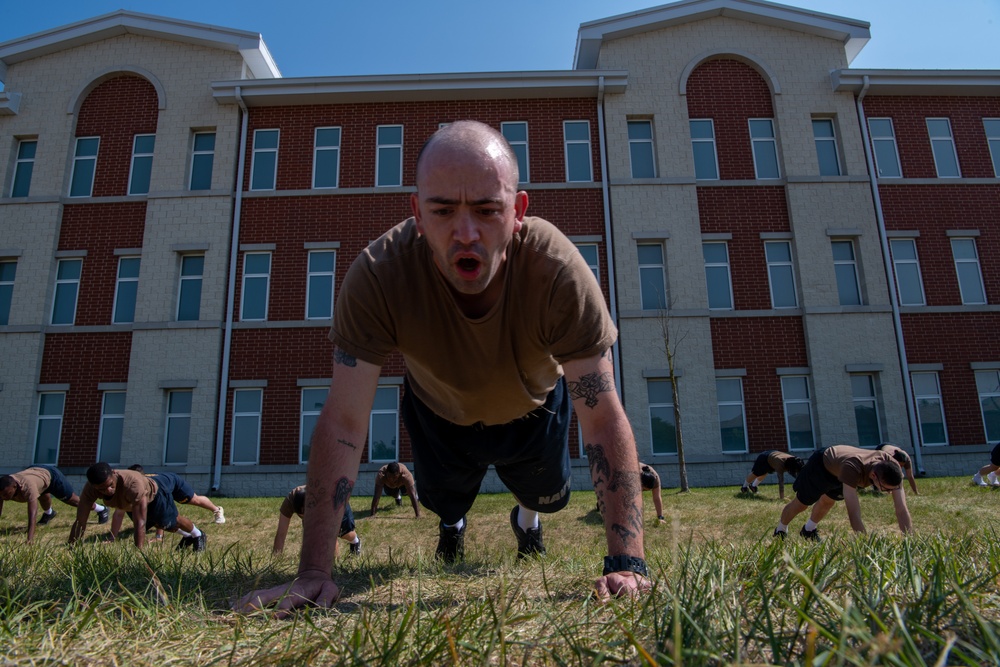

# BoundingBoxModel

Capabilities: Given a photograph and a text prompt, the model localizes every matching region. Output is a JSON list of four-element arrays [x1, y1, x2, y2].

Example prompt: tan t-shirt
[[332, 216, 617, 425], [79, 469, 158, 512], [767, 451, 797, 474], [822, 445, 895, 488], [8, 467, 52, 503], [878, 444, 913, 472], [280, 485, 307, 518]]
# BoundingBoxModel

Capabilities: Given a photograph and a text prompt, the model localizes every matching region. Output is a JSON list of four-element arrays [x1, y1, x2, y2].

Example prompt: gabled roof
[[0, 10, 280, 85], [574, 0, 870, 69]]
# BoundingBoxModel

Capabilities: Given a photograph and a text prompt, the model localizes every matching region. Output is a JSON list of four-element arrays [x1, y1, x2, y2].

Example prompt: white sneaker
[[988, 472, 1000, 487], [213, 506, 226, 524], [973, 473, 988, 487]]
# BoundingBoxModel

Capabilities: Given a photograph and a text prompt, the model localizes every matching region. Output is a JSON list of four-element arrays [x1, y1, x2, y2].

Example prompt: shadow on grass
[[576, 507, 604, 526]]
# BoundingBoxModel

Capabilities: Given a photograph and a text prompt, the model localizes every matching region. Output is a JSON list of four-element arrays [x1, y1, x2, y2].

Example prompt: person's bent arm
[[68, 500, 92, 544], [106, 509, 126, 541], [905, 469, 918, 495], [650, 481, 664, 521], [26, 496, 39, 544], [566, 351, 650, 599], [890, 488, 913, 534], [273, 511, 292, 553], [369, 476, 384, 517], [842, 485, 866, 533], [406, 481, 421, 518], [131, 496, 148, 549], [236, 351, 381, 615]]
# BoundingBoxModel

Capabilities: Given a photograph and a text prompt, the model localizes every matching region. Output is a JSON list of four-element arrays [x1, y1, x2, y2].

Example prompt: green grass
[[1, 476, 999, 665]]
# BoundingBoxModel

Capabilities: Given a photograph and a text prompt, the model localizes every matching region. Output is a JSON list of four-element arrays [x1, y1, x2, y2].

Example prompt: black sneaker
[[38, 510, 56, 525], [175, 536, 192, 550], [436, 520, 465, 563], [191, 533, 207, 552], [740, 485, 750, 494], [349, 538, 361, 555], [509, 506, 545, 559], [772, 528, 787, 540], [750, 485, 758, 494], [97, 508, 110, 524], [799, 526, 821, 542]]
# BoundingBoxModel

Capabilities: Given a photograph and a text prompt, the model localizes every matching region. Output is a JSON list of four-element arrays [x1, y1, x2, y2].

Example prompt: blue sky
[[1, 0, 998, 77]]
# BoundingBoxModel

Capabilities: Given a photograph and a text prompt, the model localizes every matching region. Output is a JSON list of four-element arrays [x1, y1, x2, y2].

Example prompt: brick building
[[1, 0, 997, 495]]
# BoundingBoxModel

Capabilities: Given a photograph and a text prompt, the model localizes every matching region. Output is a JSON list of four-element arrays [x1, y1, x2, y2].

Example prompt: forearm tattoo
[[337, 438, 356, 450], [333, 477, 354, 510], [586, 443, 643, 549], [586, 443, 611, 515], [334, 348, 357, 367], [568, 371, 614, 409]]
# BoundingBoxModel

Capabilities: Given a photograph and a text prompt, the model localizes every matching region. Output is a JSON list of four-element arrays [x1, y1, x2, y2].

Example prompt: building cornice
[[831, 69, 1000, 96]]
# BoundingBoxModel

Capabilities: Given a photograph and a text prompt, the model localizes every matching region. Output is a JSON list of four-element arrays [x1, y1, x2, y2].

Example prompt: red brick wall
[[711, 317, 808, 452], [40, 332, 132, 466], [862, 96, 1000, 179], [698, 187, 790, 310], [58, 202, 147, 326], [686, 58, 775, 180], [902, 312, 1000, 445], [76, 75, 159, 197], [242, 98, 602, 191]]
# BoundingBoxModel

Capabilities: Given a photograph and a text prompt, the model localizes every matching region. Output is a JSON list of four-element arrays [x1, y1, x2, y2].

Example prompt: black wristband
[[603, 554, 648, 577]]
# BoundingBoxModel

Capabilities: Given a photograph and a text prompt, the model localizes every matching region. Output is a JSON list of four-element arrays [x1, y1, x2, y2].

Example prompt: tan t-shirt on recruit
[[822, 445, 895, 489]]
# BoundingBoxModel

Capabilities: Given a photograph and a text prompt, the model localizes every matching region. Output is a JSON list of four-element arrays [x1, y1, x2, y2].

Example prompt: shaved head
[[416, 120, 520, 192]]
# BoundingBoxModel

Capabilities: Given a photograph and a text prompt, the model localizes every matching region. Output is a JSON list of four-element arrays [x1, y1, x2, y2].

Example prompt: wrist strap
[[603, 554, 648, 577]]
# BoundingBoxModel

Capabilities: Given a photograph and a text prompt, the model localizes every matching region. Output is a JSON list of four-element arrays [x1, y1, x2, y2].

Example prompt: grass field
[[1, 476, 999, 665]]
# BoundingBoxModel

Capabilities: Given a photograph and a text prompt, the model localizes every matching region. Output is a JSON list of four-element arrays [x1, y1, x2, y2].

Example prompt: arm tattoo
[[332, 477, 354, 510], [567, 371, 614, 409], [337, 438, 356, 450], [305, 484, 326, 510], [334, 348, 357, 367]]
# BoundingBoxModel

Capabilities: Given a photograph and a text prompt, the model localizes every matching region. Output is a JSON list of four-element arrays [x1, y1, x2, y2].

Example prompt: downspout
[[211, 86, 249, 491], [596, 76, 623, 391], [856, 75, 925, 474]]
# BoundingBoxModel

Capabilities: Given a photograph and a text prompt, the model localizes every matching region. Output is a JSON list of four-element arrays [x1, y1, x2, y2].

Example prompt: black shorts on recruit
[[750, 451, 778, 477], [37, 465, 76, 502], [991, 441, 1000, 466], [792, 448, 844, 506], [401, 376, 572, 526]]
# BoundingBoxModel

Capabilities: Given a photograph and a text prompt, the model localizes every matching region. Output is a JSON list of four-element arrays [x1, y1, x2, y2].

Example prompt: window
[[376, 125, 403, 187], [890, 239, 926, 306], [69, 137, 99, 197], [647, 380, 676, 454], [34, 392, 65, 464], [951, 238, 986, 305], [781, 376, 815, 451], [564, 121, 592, 182], [868, 118, 901, 178], [300, 387, 328, 463], [812, 119, 841, 176], [501, 122, 529, 183], [189, 132, 215, 191], [231, 389, 262, 464], [637, 243, 667, 310], [177, 255, 204, 321], [703, 242, 733, 310], [250, 129, 279, 191], [51, 258, 82, 325], [98, 391, 126, 464], [912, 372, 947, 446], [313, 127, 341, 188], [717, 378, 747, 452], [11, 139, 36, 197], [985, 119, 1000, 177], [749, 119, 780, 179], [128, 134, 155, 195], [627, 120, 656, 178], [240, 252, 271, 321], [113, 256, 140, 324], [927, 118, 961, 178], [575, 243, 599, 282], [306, 250, 336, 320], [851, 374, 881, 447], [832, 240, 862, 306], [369, 386, 399, 462], [976, 370, 1000, 442], [0, 260, 15, 325], [764, 241, 797, 308], [164, 390, 192, 465], [690, 119, 719, 180]]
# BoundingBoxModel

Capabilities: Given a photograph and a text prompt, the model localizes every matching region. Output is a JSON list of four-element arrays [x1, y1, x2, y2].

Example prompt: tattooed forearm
[[567, 371, 614, 408], [333, 477, 354, 510], [305, 484, 326, 510], [334, 348, 357, 367], [337, 438, 356, 450], [609, 469, 641, 497], [585, 443, 611, 482]]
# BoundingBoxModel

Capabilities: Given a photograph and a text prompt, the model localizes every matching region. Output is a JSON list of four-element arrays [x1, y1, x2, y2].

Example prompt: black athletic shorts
[[38, 465, 75, 502], [991, 441, 1000, 467], [750, 451, 777, 477], [792, 448, 843, 506], [401, 375, 572, 525]]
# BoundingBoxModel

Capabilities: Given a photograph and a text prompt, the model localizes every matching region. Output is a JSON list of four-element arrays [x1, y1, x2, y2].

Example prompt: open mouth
[[456, 257, 481, 276]]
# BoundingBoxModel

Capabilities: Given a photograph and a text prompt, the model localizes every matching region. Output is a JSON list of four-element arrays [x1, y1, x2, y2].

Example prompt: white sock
[[751, 480, 760, 488], [804, 520, 818, 531], [444, 518, 464, 531], [517, 506, 540, 532], [177, 529, 192, 538], [43, 508, 55, 516], [776, 522, 788, 532], [350, 536, 360, 544], [93, 503, 106, 512], [189, 526, 202, 537]]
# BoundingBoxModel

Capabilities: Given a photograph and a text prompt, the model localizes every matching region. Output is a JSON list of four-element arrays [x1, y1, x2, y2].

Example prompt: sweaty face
[[412, 142, 526, 305], [95, 475, 117, 497]]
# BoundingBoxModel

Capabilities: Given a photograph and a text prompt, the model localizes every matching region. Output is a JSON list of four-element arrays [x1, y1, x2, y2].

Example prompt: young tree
[[657, 307, 690, 492]]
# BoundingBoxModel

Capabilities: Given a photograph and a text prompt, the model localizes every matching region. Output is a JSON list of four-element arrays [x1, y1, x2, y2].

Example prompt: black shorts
[[145, 485, 180, 531], [792, 448, 843, 506], [340, 503, 355, 537], [38, 465, 75, 502], [401, 376, 572, 525], [150, 472, 195, 504], [750, 451, 777, 477], [991, 442, 1000, 467]]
